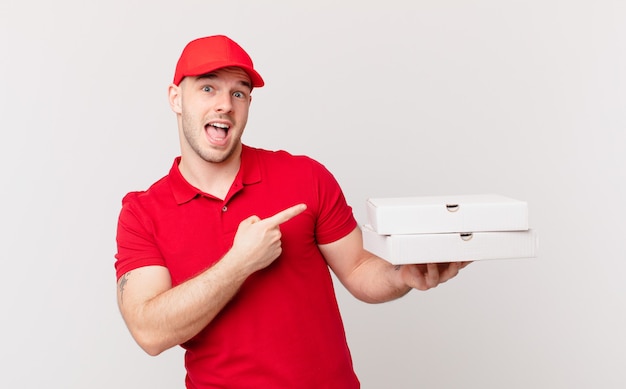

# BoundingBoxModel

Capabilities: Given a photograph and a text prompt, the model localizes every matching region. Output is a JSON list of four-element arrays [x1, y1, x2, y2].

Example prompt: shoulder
[[121, 175, 170, 208], [245, 145, 331, 174]]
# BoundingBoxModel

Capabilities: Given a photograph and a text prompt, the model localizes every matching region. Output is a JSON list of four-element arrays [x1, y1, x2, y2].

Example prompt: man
[[115, 35, 469, 388]]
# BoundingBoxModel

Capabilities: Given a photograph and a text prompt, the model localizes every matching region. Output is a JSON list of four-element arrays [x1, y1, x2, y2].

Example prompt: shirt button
[[222, 206, 228, 212]]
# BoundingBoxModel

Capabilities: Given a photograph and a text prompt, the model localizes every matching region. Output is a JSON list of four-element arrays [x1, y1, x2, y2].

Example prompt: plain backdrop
[[1, 1, 624, 388]]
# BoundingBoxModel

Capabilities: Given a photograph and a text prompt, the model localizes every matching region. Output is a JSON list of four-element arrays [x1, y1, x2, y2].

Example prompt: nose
[[214, 91, 233, 113]]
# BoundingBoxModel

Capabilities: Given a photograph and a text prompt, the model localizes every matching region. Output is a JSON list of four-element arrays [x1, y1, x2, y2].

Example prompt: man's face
[[175, 67, 252, 165]]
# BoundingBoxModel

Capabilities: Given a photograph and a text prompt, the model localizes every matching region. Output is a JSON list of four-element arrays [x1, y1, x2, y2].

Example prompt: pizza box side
[[362, 224, 538, 264], [366, 194, 529, 235]]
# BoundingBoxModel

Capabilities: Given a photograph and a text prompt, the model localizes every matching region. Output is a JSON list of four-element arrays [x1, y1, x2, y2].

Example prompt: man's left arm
[[319, 226, 471, 303]]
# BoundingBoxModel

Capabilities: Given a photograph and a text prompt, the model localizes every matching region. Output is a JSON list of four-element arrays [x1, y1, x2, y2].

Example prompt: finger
[[403, 264, 429, 291], [241, 215, 262, 225], [264, 203, 307, 226], [438, 261, 469, 283], [425, 263, 441, 288], [439, 262, 460, 283]]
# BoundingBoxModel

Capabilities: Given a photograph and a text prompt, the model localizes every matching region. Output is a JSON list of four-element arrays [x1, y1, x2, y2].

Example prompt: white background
[[1, 1, 625, 388]]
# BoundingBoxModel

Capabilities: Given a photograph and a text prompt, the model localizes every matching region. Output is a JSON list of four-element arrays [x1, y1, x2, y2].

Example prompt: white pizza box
[[362, 224, 538, 264], [366, 194, 528, 235]]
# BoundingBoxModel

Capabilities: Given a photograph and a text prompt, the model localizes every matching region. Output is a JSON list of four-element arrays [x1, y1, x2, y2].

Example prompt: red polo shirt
[[115, 145, 360, 388]]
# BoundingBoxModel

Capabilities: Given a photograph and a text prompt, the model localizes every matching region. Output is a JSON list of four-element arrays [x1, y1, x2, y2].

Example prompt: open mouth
[[206, 122, 230, 144]]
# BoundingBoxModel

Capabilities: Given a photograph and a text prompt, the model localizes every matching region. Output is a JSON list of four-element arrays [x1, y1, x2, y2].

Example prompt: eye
[[233, 91, 246, 99], [202, 86, 213, 92]]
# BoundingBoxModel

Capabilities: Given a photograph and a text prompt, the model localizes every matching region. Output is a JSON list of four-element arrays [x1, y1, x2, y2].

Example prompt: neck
[[178, 146, 242, 200]]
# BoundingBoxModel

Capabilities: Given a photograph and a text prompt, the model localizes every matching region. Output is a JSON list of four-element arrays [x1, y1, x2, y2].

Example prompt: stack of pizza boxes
[[362, 194, 538, 264]]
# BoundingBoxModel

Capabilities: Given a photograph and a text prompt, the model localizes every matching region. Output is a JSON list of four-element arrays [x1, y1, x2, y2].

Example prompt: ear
[[168, 83, 182, 114]]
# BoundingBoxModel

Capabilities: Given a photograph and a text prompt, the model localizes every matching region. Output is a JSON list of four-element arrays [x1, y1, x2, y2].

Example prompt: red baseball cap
[[173, 35, 264, 87]]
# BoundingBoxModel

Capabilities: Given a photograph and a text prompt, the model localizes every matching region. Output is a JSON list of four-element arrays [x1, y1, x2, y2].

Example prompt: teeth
[[211, 123, 230, 129]]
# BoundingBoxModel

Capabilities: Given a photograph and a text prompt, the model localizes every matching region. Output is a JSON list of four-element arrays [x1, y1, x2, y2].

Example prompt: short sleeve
[[309, 159, 357, 245], [114, 192, 166, 280]]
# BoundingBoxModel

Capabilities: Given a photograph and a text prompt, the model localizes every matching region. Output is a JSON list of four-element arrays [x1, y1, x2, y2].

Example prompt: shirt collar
[[169, 144, 262, 205]]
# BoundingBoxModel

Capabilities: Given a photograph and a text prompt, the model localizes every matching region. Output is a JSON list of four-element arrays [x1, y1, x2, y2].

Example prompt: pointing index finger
[[264, 203, 307, 226]]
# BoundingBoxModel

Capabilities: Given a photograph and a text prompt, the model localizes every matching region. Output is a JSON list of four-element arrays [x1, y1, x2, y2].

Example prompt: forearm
[[321, 227, 413, 303], [344, 256, 471, 302], [344, 254, 412, 304], [120, 253, 251, 356]]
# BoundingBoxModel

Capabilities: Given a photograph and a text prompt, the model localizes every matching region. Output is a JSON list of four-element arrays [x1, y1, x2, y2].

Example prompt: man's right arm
[[116, 203, 307, 356], [117, 257, 251, 356]]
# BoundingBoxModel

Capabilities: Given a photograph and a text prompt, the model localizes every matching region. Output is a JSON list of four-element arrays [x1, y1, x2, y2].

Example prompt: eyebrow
[[196, 72, 252, 90]]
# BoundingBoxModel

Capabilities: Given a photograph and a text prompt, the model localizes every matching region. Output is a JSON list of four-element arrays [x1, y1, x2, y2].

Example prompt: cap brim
[[175, 62, 264, 87]]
